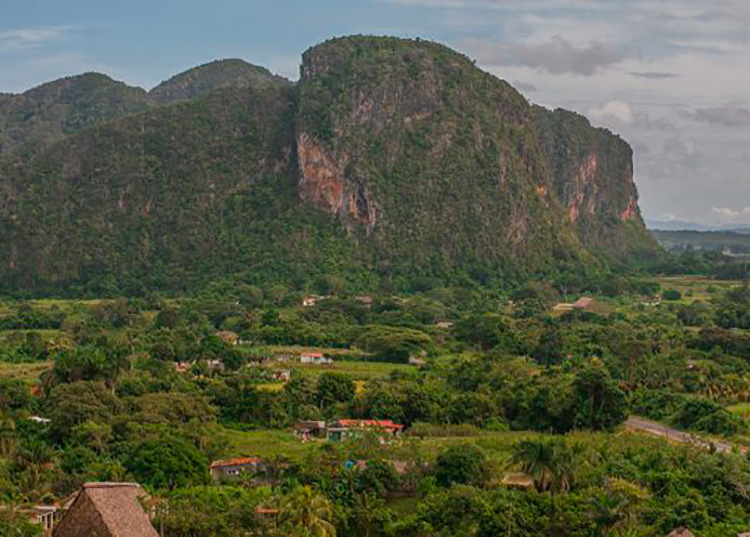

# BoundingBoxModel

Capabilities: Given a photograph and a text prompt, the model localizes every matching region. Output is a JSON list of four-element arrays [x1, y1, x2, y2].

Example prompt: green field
[[0, 360, 51, 381]]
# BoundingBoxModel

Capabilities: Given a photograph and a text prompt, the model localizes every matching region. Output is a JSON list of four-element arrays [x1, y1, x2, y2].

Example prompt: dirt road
[[624, 416, 744, 455]]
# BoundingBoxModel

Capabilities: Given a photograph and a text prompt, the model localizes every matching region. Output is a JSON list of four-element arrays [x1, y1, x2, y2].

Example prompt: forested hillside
[[0, 36, 658, 297]]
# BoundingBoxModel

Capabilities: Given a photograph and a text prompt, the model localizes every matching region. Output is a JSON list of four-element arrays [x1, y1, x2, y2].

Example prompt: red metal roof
[[301, 352, 324, 358], [210, 457, 261, 469], [332, 419, 404, 431]]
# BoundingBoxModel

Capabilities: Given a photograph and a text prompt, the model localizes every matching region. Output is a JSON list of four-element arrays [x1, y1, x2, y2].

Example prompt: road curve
[[624, 416, 744, 455]]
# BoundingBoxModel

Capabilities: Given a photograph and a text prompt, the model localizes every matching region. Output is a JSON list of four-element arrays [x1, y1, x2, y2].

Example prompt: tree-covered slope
[[0, 36, 657, 295], [0, 73, 151, 156], [296, 36, 589, 280], [0, 85, 369, 295], [149, 59, 291, 104]]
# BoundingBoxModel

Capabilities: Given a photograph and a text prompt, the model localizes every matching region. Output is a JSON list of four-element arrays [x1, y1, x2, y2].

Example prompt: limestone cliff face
[[532, 106, 654, 255], [296, 132, 376, 233], [295, 36, 583, 274]]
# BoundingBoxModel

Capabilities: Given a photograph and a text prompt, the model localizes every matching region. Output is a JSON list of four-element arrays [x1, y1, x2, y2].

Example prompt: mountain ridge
[[0, 35, 658, 295]]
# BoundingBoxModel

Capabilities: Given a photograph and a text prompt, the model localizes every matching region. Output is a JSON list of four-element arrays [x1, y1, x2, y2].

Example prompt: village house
[[354, 295, 373, 306], [28, 415, 51, 424], [209, 457, 264, 481], [435, 321, 454, 329], [302, 294, 327, 307], [52, 482, 157, 537], [271, 369, 292, 382], [15, 505, 59, 537], [300, 352, 332, 365], [173, 361, 193, 373], [572, 296, 594, 310], [326, 419, 404, 442], [294, 420, 327, 441]]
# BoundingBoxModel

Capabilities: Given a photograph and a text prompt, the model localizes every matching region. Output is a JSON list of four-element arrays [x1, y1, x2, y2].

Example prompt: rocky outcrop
[[296, 132, 376, 232], [295, 36, 589, 273], [533, 106, 653, 254]]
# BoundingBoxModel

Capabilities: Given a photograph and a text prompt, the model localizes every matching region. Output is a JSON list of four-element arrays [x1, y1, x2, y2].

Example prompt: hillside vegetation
[[0, 36, 658, 297]]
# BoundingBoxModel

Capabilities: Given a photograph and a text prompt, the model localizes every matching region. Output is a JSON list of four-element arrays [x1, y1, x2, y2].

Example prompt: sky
[[2, 0, 749, 226]]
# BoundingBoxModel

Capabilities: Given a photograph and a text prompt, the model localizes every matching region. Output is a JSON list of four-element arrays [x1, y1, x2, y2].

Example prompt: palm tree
[[508, 438, 576, 493], [588, 490, 628, 536], [280, 485, 337, 537], [351, 492, 384, 537], [588, 478, 648, 537]]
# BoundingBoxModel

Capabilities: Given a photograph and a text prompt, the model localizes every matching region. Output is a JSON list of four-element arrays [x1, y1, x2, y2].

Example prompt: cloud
[[683, 104, 750, 127], [0, 26, 74, 53], [588, 100, 634, 124], [470, 36, 628, 76], [712, 206, 750, 220], [629, 71, 678, 79]]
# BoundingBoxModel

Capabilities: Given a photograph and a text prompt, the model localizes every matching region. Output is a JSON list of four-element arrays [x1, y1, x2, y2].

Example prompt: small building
[[272, 370, 291, 382], [210, 457, 264, 481], [294, 420, 327, 441], [435, 321, 454, 329], [300, 352, 332, 365], [501, 472, 535, 491], [29, 416, 51, 424], [206, 359, 225, 372], [215, 331, 239, 346], [173, 361, 193, 373], [327, 419, 404, 442], [572, 297, 594, 310], [666, 529, 696, 537], [21, 505, 59, 537], [408, 356, 426, 367], [52, 482, 158, 537], [302, 295, 325, 307], [354, 295, 373, 306]]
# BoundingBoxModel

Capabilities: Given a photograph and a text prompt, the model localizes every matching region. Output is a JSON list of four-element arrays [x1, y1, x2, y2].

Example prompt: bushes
[[435, 444, 487, 487], [632, 389, 746, 436], [662, 289, 682, 301]]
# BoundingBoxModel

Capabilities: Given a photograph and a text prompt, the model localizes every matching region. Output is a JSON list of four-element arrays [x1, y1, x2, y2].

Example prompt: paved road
[[625, 416, 744, 455]]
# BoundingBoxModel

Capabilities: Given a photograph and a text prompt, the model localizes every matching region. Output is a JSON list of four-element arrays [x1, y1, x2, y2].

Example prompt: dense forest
[[1, 251, 750, 535]]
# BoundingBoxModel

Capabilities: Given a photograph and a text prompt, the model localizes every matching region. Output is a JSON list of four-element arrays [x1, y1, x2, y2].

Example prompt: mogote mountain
[[0, 36, 657, 295]]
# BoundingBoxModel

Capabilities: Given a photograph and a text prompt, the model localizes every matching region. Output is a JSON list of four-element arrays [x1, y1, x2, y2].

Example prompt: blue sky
[[2, 0, 750, 225]]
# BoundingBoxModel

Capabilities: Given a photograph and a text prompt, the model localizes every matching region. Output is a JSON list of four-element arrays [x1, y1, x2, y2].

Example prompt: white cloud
[[588, 100, 634, 124], [712, 206, 750, 220], [0, 26, 74, 53]]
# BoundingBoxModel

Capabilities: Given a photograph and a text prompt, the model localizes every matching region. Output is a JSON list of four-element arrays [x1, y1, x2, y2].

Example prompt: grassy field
[[653, 275, 738, 303], [0, 360, 51, 381], [221, 427, 674, 471]]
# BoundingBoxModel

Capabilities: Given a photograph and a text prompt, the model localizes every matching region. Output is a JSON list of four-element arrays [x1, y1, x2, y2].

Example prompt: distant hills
[[0, 36, 658, 295], [647, 220, 750, 234]]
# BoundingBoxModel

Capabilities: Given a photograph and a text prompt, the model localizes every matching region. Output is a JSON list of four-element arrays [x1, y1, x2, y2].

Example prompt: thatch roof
[[54, 482, 158, 537], [666, 528, 696, 537]]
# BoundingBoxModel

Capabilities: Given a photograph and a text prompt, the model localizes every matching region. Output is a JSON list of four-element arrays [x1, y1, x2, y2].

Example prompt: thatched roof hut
[[53, 482, 158, 537]]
